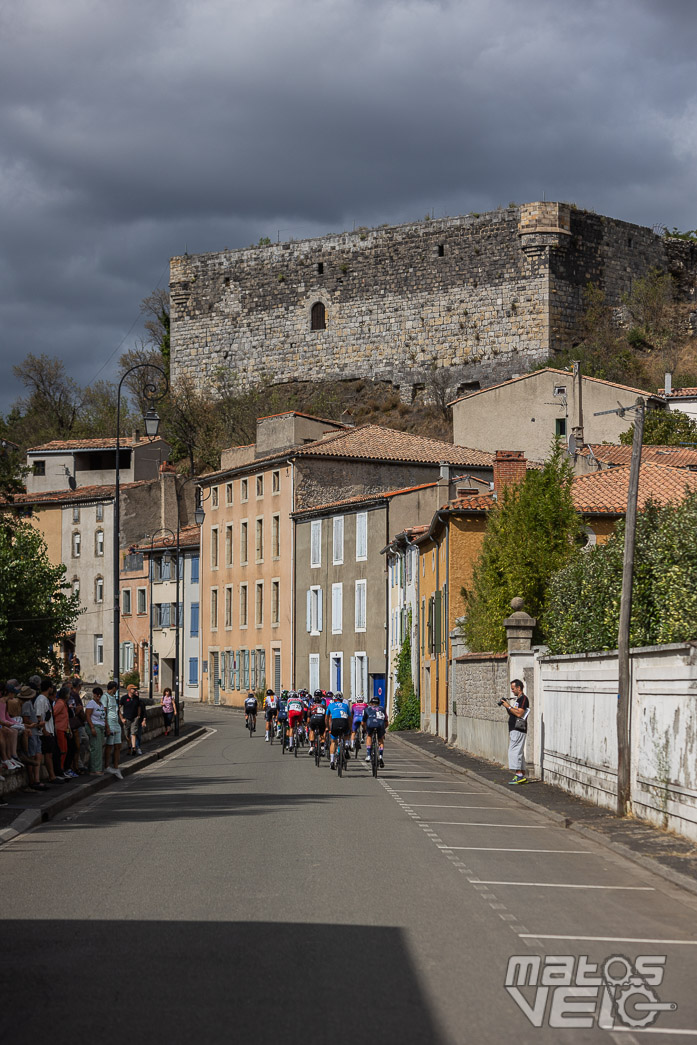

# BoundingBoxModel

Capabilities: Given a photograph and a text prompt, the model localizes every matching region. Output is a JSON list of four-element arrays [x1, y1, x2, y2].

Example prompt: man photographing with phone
[[499, 679, 529, 785]]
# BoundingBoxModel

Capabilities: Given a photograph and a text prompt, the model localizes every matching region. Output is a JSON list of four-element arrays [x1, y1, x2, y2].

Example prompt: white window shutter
[[350, 656, 356, 701], [306, 589, 312, 632], [311, 519, 321, 566], [333, 516, 344, 563], [317, 588, 323, 632], [363, 656, 369, 699]]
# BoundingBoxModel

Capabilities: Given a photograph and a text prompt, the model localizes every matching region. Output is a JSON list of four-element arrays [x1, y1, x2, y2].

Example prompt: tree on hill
[[462, 441, 581, 652], [620, 408, 697, 446], [0, 522, 81, 679]]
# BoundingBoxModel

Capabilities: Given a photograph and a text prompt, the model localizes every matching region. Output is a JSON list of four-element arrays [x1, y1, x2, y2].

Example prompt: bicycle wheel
[[269, 721, 274, 745], [294, 728, 298, 757], [371, 734, 378, 778], [337, 739, 342, 778], [315, 738, 321, 767]]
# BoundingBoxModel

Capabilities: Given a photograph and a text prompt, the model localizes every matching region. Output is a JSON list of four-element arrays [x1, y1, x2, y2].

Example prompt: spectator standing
[[86, 687, 106, 775], [52, 686, 74, 778], [34, 680, 64, 784], [501, 679, 530, 785], [120, 685, 146, 756], [5, 682, 29, 760], [0, 684, 23, 769], [19, 685, 48, 791], [67, 681, 89, 774], [161, 688, 176, 736], [103, 682, 124, 779]]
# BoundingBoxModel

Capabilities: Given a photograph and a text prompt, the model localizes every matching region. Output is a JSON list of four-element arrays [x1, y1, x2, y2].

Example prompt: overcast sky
[[1, 0, 696, 413]]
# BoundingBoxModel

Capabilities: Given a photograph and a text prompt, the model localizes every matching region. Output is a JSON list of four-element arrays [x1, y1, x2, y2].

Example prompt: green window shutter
[[434, 591, 442, 655], [427, 596, 434, 654]]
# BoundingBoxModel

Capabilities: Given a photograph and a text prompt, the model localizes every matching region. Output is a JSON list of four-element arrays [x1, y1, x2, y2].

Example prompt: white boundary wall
[[533, 643, 697, 842]]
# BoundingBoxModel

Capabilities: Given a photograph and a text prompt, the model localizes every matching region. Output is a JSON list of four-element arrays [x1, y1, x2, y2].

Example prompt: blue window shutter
[[190, 602, 199, 637]]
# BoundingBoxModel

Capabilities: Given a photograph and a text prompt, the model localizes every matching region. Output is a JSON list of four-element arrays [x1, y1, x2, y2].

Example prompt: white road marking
[[430, 823, 547, 830], [610, 1030, 697, 1037], [431, 845, 593, 853], [470, 879, 654, 891]]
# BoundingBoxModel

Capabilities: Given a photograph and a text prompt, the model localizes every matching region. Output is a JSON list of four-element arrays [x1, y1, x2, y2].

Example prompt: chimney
[[665, 372, 672, 396], [493, 450, 527, 496], [438, 461, 451, 503], [132, 429, 141, 445]]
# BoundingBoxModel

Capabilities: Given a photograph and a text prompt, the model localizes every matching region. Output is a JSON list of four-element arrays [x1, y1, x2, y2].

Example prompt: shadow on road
[[2, 919, 447, 1045]]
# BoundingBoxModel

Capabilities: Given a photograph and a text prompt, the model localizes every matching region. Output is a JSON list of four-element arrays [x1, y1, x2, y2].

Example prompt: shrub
[[391, 614, 420, 730]]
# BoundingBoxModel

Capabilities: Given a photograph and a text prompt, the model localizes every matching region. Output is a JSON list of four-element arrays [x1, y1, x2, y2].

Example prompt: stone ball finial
[[510, 597, 525, 612]]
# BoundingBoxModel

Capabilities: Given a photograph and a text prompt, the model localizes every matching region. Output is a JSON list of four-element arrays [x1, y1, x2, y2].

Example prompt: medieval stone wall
[[170, 202, 697, 400]]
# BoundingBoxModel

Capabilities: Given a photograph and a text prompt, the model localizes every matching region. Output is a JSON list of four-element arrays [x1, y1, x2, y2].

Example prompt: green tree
[[140, 287, 170, 369], [620, 408, 697, 446], [0, 522, 81, 678], [391, 612, 420, 730], [462, 442, 582, 651], [545, 494, 697, 654]]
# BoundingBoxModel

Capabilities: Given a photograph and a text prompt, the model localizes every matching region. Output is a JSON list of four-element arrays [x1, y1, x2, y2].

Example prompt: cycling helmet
[[335, 691, 343, 700], [266, 689, 275, 696], [314, 690, 323, 699], [326, 691, 334, 701], [370, 695, 380, 704]]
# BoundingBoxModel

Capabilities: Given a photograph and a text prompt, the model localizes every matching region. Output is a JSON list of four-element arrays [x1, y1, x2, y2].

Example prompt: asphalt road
[[3, 706, 697, 1044]]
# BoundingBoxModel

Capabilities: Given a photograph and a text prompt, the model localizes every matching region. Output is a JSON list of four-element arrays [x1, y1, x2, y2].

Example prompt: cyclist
[[263, 689, 278, 742], [308, 692, 327, 757], [276, 691, 289, 742], [350, 695, 368, 752], [364, 695, 387, 767], [286, 691, 304, 750], [326, 691, 350, 770], [244, 692, 258, 732]]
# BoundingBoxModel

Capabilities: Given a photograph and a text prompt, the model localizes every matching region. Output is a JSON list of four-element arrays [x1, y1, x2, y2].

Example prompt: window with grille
[[310, 301, 326, 330]]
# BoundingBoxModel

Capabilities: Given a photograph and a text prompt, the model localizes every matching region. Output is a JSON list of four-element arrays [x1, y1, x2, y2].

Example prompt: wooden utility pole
[[616, 397, 645, 816]]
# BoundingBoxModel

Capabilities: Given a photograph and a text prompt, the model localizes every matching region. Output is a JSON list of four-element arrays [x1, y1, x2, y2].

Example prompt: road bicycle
[[246, 714, 255, 738], [368, 729, 379, 778], [337, 734, 348, 778], [352, 728, 361, 760], [279, 720, 289, 753], [292, 723, 299, 757]]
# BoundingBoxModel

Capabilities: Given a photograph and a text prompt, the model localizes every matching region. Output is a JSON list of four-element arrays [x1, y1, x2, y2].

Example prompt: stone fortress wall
[[170, 203, 697, 400]]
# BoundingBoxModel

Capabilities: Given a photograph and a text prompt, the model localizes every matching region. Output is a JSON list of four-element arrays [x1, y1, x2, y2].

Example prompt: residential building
[[25, 435, 170, 494], [293, 483, 445, 705], [574, 443, 697, 476], [449, 367, 665, 461], [384, 525, 426, 715], [197, 413, 494, 705]]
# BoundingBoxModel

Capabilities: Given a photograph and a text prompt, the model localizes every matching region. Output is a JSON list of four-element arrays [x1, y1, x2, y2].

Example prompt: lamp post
[[113, 364, 168, 691], [147, 527, 176, 701]]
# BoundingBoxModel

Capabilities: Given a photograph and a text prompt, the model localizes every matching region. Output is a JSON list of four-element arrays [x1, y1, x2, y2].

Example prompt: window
[[32, 460, 45, 476], [272, 514, 280, 559], [123, 550, 143, 572], [72, 506, 80, 523], [240, 583, 248, 627], [211, 527, 219, 568], [240, 521, 248, 563], [307, 585, 323, 633], [137, 587, 147, 614], [332, 516, 344, 564], [211, 588, 218, 630], [309, 654, 320, 694], [94, 634, 104, 666], [250, 650, 256, 691], [555, 418, 567, 437], [225, 585, 233, 628], [225, 524, 233, 566], [190, 555, 199, 583], [330, 652, 343, 693], [96, 504, 104, 521], [241, 478, 248, 502], [352, 653, 368, 701], [311, 301, 326, 330], [311, 519, 322, 567], [257, 648, 266, 690], [438, 244, 445, 257], [122, 588, 131, 614], [225, 482, 233, 505], [72, 532, 81, 558], [271, 580, 280, 625], [188, 658, 199, 686], [157, 556, 172, 581], [255, 518, 264, 561], [332, 582, 343, 634], [256, 474, 264, 498], [95, 577, 104, 603], [255, 581, 264, 627], [241, 648, 250, 689], [120, 641, 134, 673], [355, 512, 367, 560], [272, 470, 280, 494], [317, 262, 324, 275], [190, 601, 199, 636], [157, 602, 171, 628], [211, 486, 219, 508], [95, 530, 105, 556], [72, 577, 80, 596], [355, 579, 367, 632]]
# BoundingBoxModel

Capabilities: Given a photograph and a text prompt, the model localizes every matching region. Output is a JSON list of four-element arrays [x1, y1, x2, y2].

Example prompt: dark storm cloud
[[1, 0, 696, 409]]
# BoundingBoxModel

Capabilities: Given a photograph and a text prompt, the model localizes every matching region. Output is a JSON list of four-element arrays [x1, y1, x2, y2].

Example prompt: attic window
[[33, 460, 45, 476], [317, 262, 324, 275], [438, 245, 444, 257], [311, 301, 326, 331]]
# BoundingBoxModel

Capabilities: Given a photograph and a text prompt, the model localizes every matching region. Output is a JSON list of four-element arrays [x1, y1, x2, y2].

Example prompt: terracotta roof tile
[[578, 444, 697, 468], [292, 424, 494, 466], [256, 410, 349, 427], [5, 481, 151, 506], [572, 463, 697, 514], [137, 524, 200, 551], [26, 436, 166, 452], [657, 387, 697, 398]]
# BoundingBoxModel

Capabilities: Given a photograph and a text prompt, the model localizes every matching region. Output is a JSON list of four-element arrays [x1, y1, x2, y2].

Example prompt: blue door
[[372, 675, 385, 707]]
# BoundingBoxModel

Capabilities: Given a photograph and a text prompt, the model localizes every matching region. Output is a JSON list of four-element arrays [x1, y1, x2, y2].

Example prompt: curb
[[0, 726, 209, 847], [392, 732, 697, 900]]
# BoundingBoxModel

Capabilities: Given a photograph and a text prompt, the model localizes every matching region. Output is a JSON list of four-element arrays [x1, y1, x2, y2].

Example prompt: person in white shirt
[[85, 687, 107, 775]]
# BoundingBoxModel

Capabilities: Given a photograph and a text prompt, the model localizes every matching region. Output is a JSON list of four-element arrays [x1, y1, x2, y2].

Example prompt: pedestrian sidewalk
[[393, 730, 697, 898], [0, 723, 207, 845]]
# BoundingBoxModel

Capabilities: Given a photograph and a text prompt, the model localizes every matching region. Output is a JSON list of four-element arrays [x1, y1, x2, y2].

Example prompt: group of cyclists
[[243, 688, 387, 770]]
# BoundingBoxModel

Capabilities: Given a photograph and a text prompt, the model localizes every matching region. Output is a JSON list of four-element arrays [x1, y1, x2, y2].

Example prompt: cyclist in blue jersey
[[276, 691, 289, 740], [325, 691, 350, 770], [350, 697, 368, 752], [308, 692, 327, 757], [363, 695, 387, 767]]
